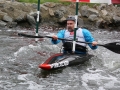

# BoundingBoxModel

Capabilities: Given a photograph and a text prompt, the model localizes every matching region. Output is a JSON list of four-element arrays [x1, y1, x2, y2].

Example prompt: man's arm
[[82, 29, 97, 49], [51, 30, 65, 44]]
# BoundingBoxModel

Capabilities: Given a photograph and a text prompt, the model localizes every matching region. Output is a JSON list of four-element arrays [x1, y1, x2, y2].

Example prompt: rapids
[[0, 27, 120, 90]]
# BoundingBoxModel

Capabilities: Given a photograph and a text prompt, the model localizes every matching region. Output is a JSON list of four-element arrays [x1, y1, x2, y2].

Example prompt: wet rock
[[97, 4, 107, 10], [43, 2, 56, 8], [7, 21, 17, 28], [116, 7, 120, 17], [81, 6, 89, 17], [26, 14, 36, 27], [3, 15, 13, 22], [0, 2, 5, 8], [48, 8, 54, 16], [59, 16, 66, 22], [54, 10, 64, 18], [0, 20, 7, 27], [113, 16, 120, 23], [59, 6, 67, 14], [96, 18, 104, 28], [88, 14, 98, 21], [15, 12, 27, 22], [102, 15, 113, 23], [87, 8, 99, 17], [32, 3, 37, 9], [29, 11, 38, 18], [40, 4, 48, 11], [0, 11, 7, 20], [101, 10, 108, 16]]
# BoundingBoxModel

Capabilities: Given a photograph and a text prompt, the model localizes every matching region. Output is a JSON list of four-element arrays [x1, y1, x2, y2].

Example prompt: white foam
[[14, 44, 41, 57], [27, 81, 43, 90], [18, 74, 43, 90], [81, 72, 120, 90], [14, 46, 28, 57], [82, 73, 117, 82], [98, 87, 105, 90], [18, 74, 31, 81], [87, 68, 103, 73]]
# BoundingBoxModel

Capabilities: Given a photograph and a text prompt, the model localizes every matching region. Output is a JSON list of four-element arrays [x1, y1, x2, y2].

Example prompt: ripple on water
[[0, 28, 120, 90], [81, 70, 120, 90]]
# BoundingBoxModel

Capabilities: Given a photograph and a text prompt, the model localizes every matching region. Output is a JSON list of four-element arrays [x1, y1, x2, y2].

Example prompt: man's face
[[67, 20, 75, 32]]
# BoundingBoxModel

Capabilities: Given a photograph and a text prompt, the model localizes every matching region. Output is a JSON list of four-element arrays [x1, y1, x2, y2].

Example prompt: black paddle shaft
[[18, 33, 120, 54]]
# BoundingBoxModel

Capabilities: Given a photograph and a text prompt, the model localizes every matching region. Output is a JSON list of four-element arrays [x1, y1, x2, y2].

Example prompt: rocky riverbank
[[0, 0, 120, 30]]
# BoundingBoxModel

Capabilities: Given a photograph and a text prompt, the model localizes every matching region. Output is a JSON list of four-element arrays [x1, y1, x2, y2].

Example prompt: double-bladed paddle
[[18, 33, 120, 54]]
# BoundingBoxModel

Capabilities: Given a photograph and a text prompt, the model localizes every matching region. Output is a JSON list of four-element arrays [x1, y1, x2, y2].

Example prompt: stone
[[43, 2, 56, 8], [113, 16, 120, 23], [97, 4, 107, 10], [59, 6, 67, 14], [15, 12, 27, 22], [3, 15, 13, 22], [101, 10, 108, 16], [0, 11, 7, 20], [54, 10, 64, 18], [96, 18, 104, 28], [26, 14, 36, 27], [40, 4, 48, 11], [87, 8, 99, 17], [81, 6, 89, 17], [88, 14, 98, 21], [59, 16, 66, 22], [0, 20, 7, 27], [48, 8, 54, 16], [7, 21, 17, 28]]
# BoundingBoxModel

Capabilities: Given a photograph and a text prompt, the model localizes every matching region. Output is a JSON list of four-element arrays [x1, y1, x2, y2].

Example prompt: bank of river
[[0, 1, 120, 30]]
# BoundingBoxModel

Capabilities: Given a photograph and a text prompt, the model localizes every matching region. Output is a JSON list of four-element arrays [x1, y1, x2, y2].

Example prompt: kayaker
[[51, 16, 98, 54]]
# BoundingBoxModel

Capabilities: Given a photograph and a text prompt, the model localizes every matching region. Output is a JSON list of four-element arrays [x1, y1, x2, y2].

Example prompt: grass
[[18, 0, 71, 5], [19, 0, 63, 4]]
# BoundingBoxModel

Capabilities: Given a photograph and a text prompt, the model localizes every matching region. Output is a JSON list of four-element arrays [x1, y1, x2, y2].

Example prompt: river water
[[0, 27, 120, 90]]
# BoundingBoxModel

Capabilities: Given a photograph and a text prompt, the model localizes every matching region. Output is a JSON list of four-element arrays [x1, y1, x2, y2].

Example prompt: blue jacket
[[51, 28, 97, 54]]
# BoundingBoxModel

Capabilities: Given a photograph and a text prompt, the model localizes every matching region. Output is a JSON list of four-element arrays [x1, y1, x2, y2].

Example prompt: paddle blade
[[102, 42, 120, 54], [18, 33, 44, 38]]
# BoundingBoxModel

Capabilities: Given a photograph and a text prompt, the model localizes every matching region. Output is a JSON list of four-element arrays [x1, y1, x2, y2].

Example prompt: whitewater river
[[0, 27, 120, 90]]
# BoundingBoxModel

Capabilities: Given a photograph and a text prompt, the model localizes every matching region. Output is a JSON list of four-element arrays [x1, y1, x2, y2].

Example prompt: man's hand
[[52, 35, 58, 40], [92, 41, 98, 46]]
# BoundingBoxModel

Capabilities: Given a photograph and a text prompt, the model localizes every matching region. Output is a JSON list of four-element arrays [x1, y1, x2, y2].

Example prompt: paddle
[[18, 33, 120, 54]]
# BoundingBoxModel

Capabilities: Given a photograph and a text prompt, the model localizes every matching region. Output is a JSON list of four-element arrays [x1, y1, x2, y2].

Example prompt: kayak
[[39, 53, 92, 70]]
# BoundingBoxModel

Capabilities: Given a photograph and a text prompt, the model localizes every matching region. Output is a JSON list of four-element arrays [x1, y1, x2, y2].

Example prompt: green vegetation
[[18, 0, 71, 5], [19, 0, 62, 4], [19, 0, 37, 3]]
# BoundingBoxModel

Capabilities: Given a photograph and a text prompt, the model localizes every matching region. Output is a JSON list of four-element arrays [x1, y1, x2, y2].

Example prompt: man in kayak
[[51, 16, 98, 54]]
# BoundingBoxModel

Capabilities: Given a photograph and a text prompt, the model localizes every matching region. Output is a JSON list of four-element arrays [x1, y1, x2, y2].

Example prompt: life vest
[[63, 28, 87, 52]]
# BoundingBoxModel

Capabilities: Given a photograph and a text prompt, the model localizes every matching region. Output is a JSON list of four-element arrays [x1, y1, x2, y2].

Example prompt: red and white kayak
[[39, 53, 92, 70]]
